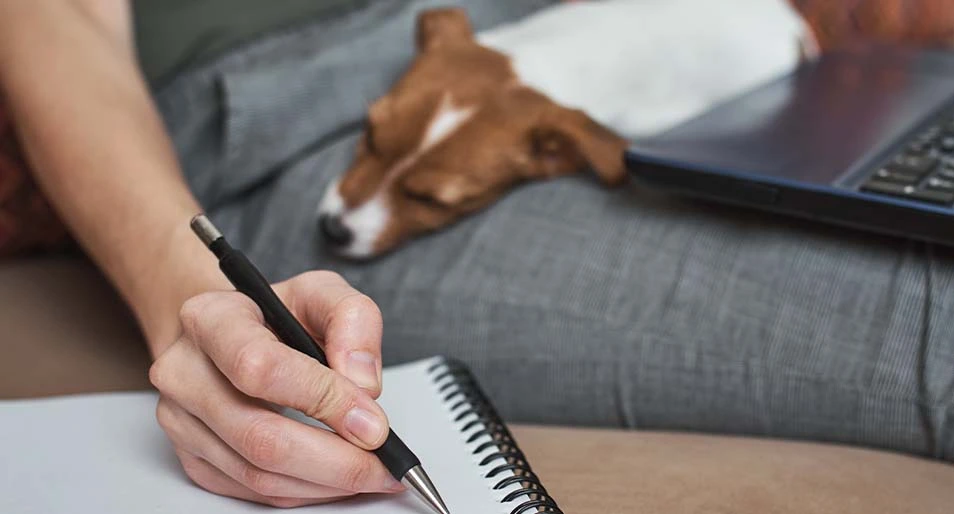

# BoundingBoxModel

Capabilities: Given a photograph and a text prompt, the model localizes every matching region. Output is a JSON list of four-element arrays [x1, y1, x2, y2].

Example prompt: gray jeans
[[155, 0, 954, 461]]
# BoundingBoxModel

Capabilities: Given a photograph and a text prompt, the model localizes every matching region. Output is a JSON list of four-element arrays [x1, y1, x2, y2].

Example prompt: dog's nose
[[319, 214, 354, 247]]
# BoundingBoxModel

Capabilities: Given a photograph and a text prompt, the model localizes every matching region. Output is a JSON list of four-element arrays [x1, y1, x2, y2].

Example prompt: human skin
[[0, 0, 401, 507]]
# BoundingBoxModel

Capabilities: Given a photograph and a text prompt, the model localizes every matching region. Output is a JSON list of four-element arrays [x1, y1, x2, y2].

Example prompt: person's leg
[[155, 0, 954, 462], [270, 162, 954, 462], [156, 0, 557, 210]]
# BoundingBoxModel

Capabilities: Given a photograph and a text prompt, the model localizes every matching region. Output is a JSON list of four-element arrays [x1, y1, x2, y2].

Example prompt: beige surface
[[0, 256, 151, 398], [516, 426, 954, 514], [3, 256, 954, 514]]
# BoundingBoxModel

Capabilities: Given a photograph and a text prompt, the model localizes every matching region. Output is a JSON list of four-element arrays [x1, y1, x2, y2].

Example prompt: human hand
[[149, 271, 403, 507]]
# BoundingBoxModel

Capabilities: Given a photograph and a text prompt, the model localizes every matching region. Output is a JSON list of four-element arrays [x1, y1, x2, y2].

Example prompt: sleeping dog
[[317, 0, 953, 259]]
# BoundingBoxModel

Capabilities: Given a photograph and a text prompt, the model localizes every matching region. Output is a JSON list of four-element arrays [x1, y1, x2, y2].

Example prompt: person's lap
[[155, 0, 954, 461]]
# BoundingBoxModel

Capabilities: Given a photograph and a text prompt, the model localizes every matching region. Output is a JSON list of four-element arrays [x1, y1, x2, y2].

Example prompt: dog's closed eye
[[363, 122, 379, 155], [403, 172, 483, 209], [403, 187, 447, 209]]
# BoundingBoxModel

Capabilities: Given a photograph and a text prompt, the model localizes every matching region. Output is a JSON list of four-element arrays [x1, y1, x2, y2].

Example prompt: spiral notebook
[[0, 357, 561, 514]]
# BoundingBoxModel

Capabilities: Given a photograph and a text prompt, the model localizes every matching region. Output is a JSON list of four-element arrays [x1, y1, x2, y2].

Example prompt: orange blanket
[[792, 0, 954, 51], [0, 106, 69, 257]]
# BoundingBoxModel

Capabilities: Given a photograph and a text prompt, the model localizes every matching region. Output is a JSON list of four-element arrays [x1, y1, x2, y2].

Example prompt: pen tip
[[402, 465, 451, 514], [190, 214, 223, 247]]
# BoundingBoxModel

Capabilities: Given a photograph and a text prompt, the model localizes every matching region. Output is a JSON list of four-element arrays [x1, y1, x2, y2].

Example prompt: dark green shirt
[[133, 0, 358, 84]]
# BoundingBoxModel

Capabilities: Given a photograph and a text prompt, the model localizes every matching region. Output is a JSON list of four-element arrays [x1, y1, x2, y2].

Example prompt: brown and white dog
[[317, 0, 954, 258]]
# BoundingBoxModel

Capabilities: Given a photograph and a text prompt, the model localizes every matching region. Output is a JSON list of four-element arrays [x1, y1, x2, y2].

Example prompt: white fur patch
[[322, 0, 809, 256], [422, 93, 476, 150], [339, 196, 389, 258], [317, 178, 344, 216], [317, 178, 388, 258], [478, 0, 807, 138], [318, 94, 476, 256]]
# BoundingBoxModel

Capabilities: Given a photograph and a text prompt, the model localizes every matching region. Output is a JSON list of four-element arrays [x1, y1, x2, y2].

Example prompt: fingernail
[[345, 407, 387, 447], [383, 475, 405, 493], [347, 351, 380, 391]]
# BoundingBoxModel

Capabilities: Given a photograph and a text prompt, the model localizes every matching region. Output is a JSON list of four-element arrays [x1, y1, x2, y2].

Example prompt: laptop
[[625, 45, 954, 245]]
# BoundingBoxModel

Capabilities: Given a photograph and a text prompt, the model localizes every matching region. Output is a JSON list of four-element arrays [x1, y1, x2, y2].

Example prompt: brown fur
[[332, 2, 954, 257], [335, 8, 628, 255]]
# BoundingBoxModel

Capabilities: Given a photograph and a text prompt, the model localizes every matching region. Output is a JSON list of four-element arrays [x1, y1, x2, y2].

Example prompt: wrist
[[130, 216, 232, 358]]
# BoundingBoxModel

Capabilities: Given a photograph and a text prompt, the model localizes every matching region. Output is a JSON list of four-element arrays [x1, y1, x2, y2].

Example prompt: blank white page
[[0, 358, 531, 514]]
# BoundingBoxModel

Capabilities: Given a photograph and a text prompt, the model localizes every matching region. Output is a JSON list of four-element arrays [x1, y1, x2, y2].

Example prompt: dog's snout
[[319, 214, 354, 247]]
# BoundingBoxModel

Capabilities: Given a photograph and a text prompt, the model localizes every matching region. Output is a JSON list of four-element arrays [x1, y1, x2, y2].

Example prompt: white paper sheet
[[0, 358, 529, 514]]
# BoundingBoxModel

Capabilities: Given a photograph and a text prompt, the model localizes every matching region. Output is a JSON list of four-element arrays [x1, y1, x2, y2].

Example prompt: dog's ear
[[526, 108, 628, 186], [416, 8, 475, 53]]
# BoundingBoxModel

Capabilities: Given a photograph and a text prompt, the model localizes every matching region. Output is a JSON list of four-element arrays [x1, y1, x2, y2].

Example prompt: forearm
[[0, 1, 229, 355]]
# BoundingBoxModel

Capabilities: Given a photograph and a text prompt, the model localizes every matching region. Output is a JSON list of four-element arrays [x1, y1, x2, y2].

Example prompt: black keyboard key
[[909, 188, 954, 205], [926, 176, 954, 191], [873, 167, 921, 184], [937, 167, 954, 180], [923, 126, 942, 140], [940, 137, 954, 153], [908, 140, 931, 154], [862, 180, 954, 205], [889, 154, 937, 175], [861, 114, 954, 206], [862, 180, 916, 197]]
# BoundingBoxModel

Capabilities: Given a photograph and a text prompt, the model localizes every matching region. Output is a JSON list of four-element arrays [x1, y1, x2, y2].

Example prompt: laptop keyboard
[[860, 117, 954, 206]]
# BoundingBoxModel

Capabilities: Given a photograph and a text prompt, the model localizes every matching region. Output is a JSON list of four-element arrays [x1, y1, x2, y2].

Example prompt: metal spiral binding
[[428, 359, 564, 514]]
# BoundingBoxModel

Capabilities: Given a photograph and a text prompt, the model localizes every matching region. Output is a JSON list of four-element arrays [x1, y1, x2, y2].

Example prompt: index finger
[[179, 291, 389, 451], [274, 271, 384, 398]]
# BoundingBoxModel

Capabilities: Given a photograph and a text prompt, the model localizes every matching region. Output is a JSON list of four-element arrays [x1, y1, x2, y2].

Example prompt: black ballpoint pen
[[189, 214, 450, 514]]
